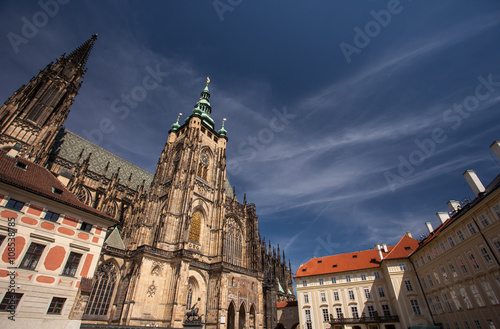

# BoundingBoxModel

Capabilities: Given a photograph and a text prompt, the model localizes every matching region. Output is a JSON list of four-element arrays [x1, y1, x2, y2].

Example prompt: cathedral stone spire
[[66, 34, 97, 69], [0, 34, 98, 164]]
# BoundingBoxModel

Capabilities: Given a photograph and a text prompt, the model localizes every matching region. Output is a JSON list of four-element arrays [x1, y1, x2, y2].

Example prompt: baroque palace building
[[0, 35, 296, 329], [295, 142, 500, 329]]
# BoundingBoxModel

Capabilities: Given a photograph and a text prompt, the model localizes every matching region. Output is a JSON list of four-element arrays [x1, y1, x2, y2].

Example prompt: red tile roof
[[0, 151, 115, 223], [384, 235, 419, 260], [294, 235, 418, 278], [277, 301, 298, 308]]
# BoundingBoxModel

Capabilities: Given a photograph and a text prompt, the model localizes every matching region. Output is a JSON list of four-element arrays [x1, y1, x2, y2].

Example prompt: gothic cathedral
[[0, 35, 295, 329]]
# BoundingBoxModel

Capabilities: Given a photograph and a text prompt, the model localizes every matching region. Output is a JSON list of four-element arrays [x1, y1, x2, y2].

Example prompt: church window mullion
[[94, 277, 107, 314], [224, 218, 243, 267], [85, 262, 117, 317]]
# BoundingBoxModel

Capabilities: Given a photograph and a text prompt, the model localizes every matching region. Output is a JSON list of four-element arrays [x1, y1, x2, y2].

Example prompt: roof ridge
[[384, 236, 404, 259]]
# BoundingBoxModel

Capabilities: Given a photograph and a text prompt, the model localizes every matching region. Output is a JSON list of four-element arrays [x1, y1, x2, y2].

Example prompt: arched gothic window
[[186, 283, 193, 310], [197, 152, 209, 181], [185, 277, 199, 310], [224, 218, 242, 266], [27, 85, 60, 123], [84, 262, 118, 316], [189, 211, 202, 243], [249, 305, 256, 329], [172, 152, 180, 176]]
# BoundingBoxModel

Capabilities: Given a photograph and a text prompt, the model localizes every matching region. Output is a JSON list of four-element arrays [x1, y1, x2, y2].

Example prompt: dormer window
[[15, 161, 27, 170], [52, 187, 63, 195], [353, 255, 358, 258]]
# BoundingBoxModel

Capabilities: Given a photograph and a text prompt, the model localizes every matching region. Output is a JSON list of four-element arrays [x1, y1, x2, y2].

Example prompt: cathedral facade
[[0, 36, 295, 329]]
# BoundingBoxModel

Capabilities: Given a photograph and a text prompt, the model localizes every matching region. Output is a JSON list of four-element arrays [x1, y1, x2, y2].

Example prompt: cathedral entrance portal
[[239, 304, 246, 329], [228, 303, 236, 329]]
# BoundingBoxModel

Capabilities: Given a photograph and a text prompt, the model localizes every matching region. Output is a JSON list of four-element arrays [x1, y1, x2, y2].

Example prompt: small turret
[[190, 77, 215, 129], [171, 113, 182, 131], [218, 118, 227, 138]]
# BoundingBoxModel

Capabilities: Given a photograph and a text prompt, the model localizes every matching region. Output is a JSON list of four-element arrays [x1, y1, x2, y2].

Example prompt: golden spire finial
[[206, 76, 210, 85]]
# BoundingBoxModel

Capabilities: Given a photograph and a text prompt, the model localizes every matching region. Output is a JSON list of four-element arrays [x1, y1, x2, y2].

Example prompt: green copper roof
[[104, 227, 126, 250], [218, 121, 227, 137], [171, 114, 181, 131], [278, 282, 284, 293], [190, 78, 215, 129]]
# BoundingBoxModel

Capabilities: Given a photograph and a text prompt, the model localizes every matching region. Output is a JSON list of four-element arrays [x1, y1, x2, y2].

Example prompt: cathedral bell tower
[[0, 34, 97, 165], [133, 77, 229, 255]]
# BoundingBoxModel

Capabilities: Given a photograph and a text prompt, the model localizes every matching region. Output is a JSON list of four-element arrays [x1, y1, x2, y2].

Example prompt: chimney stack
[[382, 243, 388, 253], [436, 212, 450, 224], [57, 169, 73, 187], [491, 140, 500, 160], [375, 244, 384, 261], [425, 221, 433, 234], [463, 170, 485, 196], [6, 143, 22, 158], [405, 231, 412, 238], [447, 200, 461, 212]]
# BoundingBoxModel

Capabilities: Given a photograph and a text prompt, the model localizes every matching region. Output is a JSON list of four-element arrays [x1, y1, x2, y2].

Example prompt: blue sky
[[1, 1, 500, 274]]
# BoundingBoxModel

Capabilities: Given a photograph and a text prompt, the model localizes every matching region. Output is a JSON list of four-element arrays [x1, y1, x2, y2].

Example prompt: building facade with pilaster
[[295, 235, 434, 329], [0, 148, 116, 329]]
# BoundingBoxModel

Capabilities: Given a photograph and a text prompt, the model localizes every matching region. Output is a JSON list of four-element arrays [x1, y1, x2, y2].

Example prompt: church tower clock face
[[201, 153, 209, 165]]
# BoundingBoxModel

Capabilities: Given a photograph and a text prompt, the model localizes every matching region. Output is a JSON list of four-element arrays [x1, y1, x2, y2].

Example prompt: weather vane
[[206, 76, 210, 85]]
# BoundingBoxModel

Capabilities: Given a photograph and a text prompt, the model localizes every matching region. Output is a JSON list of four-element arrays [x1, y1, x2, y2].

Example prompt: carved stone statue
[[185, 303, 203, 324]]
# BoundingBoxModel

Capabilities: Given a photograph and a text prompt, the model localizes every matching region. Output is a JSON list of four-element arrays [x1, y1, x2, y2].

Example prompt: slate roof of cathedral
[[51, 129, 154, 192], [294, 235, 418, 278], [51, 129, 237, 199], [0, 150, 115, 222]]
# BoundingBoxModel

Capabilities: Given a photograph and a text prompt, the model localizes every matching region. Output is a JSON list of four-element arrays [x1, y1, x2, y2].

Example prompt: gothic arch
[[75, 185, 92, 206], [170, 143, 183, 176], [228, 301, 236, 329], [84, 260, 120, 317], [185, 276, 199, 310], [249, 304, 256, 329], [104, 200, 118, 218], [239, 300, 247, 313], [188, 206, 206, 244], [154, 202, 173, 242], [224, 213, 245, 234], [224, 217, 243, 266], [190, 198, 210, 214], [197, 147, 213, 182], [239, 303, 246, 329]]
